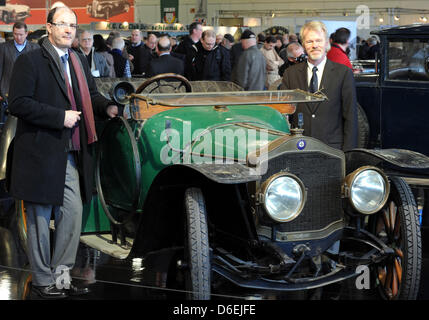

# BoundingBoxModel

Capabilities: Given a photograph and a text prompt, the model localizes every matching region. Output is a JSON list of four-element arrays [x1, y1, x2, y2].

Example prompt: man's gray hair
[[112, 37, 125, 50], [286, 42, 303, 58]]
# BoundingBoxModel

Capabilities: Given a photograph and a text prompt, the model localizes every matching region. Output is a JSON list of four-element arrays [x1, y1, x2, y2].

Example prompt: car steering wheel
[[135, 73, 192, 94]]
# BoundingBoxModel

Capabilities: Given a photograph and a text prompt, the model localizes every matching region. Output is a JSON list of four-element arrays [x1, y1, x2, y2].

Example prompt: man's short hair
[[13, 22, 27, 32], [79, 29, 93, 39], [286, 42, 303, 58], [47, 6, 77, 24], [265, 35, 276, 43], [202, 29, 215, 40], [189, 21, 202, 35], [299, 20, 328, 43], [333, 28, 351, 45], [257, 33, 265, 42], [157, 36, 171, 52], [112, 37, 125, 50]]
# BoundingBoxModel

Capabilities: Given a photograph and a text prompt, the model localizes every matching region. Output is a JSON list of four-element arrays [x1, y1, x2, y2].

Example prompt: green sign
[[161, 0, 179, 24]]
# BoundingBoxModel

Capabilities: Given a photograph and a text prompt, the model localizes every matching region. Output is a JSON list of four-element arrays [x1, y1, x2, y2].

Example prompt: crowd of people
[[0, 19, 380, 100]]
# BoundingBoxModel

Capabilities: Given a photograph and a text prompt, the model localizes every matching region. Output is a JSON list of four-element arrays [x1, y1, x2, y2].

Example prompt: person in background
[[174, 21, 203, 80], [0, 21, 39, 100], [278, 41, 306, 77], [78, 30, 110, 77], [274, 35, 283, 54], [110, 37, 131, 78], [146, 36, 184, 78], [232, 29, 266, 91], [194, 29, 231, 81], [93, 34, 115, 77], [216, 33, 223, 45], [260, 35, 284, 88], [221, 33, 234, 50], [281, 20, 357, 151], [327, 27, 352, 69], [126, 29, 153, 76], [256, 33, 265, 49]]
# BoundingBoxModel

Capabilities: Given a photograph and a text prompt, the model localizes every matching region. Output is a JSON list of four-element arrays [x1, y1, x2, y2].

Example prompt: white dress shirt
[[306, 56, 327, 91]]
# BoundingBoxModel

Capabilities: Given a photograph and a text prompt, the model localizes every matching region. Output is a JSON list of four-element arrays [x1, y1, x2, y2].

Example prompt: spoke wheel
[[135, 73, 192, 94], [370, 176, 421, 300]]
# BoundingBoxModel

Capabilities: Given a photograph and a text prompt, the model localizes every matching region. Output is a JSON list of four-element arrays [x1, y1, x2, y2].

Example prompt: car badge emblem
[[297, 139, 306, 150]]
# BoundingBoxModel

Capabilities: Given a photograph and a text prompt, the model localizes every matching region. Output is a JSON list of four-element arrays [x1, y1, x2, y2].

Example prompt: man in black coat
[[146, 36, 184, 78], [194, 29, 231, 81], [8, 6, 118, 299], [126, 29, 153, 76], [0, 21, 39, 100], [174, 21, 202, 80], [282, 21, 357, 151]]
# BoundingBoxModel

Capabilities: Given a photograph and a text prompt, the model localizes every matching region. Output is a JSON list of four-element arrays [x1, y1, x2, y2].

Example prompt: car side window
[[387, 39, 429, 82]]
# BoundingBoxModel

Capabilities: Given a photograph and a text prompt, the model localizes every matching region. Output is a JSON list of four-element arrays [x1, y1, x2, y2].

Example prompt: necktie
[[61, 53, 80, 151], [309, 66, 318, 93]]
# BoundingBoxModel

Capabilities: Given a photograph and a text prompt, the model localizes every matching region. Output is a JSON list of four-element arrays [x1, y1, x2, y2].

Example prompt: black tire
[[370, 176, 421, 299], [357, 103, 370, 148], [184, 188, 211, 300]]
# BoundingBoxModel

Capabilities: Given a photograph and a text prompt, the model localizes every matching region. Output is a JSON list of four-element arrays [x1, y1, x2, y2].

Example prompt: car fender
[[0, 115, 17, 181], [345, 148, 429, 178], [180, 163, 261, 184]]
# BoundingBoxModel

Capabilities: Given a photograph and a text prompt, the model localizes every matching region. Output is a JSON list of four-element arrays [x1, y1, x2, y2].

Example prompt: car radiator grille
[[262, 152, 344, 233]]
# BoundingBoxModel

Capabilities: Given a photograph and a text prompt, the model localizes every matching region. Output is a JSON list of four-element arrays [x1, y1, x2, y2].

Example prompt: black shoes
[[32, 284, 68, 299], [32, 283, 90, 299]]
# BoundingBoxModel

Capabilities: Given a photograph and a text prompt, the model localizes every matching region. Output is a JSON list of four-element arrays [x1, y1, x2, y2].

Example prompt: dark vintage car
[[0, 75, 427, 300], [355, 24, 429, 239], [86, 0, 131, 19]]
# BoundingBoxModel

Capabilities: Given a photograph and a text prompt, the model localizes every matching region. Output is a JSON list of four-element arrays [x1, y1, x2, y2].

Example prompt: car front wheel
[[183, 187, 211, 300], [370, 176, 422, 300]]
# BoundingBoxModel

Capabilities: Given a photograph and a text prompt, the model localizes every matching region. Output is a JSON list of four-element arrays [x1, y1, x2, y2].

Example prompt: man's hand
[[128, 54, 134, 61], [106, 105, 118, 118], [64, 110, 81, 128]]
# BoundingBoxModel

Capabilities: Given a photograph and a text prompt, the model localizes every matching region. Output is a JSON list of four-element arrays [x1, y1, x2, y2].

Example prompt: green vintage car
[[1, 74, 427, 300]]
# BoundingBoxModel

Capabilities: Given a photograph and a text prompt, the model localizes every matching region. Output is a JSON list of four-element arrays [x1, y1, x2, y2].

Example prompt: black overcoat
[[8, 39, 113, 205]]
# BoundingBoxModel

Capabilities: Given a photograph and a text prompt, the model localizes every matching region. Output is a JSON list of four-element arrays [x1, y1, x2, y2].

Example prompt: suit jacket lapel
[[41, 39, 69, 103]]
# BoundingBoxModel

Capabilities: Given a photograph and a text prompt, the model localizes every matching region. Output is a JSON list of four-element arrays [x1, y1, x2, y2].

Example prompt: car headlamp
[[344, 166, 389, 214], [261, 173, 306, 222]]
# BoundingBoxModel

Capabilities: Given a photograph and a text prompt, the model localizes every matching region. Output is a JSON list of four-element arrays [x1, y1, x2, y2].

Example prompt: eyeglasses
[[50, 22, 78, 29]]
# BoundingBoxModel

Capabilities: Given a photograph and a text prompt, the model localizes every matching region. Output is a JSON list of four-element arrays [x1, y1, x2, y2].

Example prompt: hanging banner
[[0, 0, 135, 25], [161, 0, 178, 24]]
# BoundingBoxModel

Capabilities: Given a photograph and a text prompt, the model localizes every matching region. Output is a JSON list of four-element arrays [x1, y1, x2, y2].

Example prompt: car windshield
[[138, 90, 326, 107]]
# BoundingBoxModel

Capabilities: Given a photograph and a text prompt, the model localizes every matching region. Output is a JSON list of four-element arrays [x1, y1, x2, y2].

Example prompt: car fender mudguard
[[180, 163, 261, 184], [0, 115, 17, 181], [345, 148, 429, 177]]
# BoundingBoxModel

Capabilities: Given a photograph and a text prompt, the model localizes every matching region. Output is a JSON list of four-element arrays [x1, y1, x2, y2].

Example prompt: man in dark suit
[[174, 21, 203, 80], [146, 36, 184, 78], [8, 6, 118, 299], [127, 29, 154, 76], [0, 22, 39, 100], [282, 20, 357, 151]]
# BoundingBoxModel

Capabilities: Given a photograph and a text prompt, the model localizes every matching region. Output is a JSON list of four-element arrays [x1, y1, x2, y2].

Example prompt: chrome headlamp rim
[[344, 166, 390, 215], [260, 172, 306, 223]]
